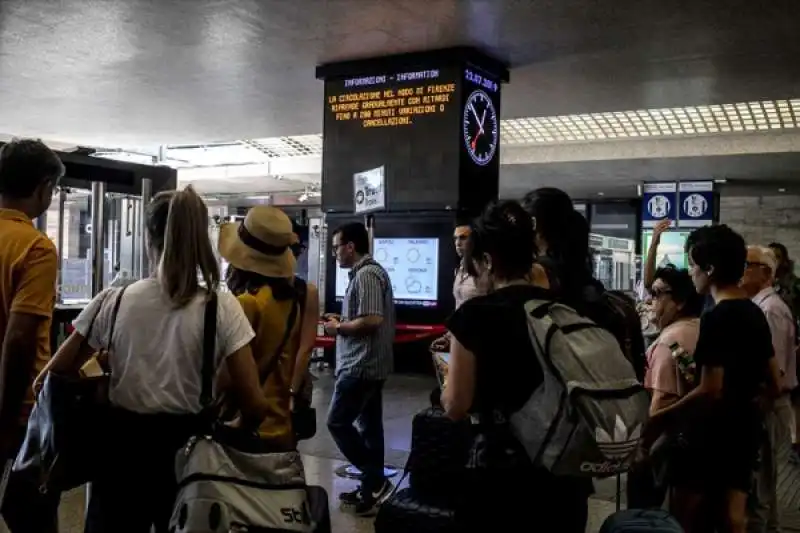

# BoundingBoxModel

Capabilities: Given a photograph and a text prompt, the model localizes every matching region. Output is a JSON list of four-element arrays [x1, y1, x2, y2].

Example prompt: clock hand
[[469, 102, 480, 123], [478, 108, 487, 131]]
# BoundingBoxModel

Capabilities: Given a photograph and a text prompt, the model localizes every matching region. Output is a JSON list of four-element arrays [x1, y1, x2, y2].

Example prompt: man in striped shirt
[[324, 222, 395, 515]]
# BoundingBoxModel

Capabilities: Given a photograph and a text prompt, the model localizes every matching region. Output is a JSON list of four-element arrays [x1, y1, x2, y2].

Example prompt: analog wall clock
[[462, 89, 498, 166]]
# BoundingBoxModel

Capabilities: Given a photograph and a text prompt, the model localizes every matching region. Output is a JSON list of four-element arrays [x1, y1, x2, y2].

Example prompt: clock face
[[462, 89, 498, 166]]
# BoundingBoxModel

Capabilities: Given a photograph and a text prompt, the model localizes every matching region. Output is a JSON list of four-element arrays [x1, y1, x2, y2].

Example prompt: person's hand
[[430, 335, 450, 353], [323, 319, 340, 336], [322, 313, 340, 322], [653, 219, 671, 241]]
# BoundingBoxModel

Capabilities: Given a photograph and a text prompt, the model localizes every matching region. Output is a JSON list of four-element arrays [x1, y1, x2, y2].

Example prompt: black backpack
[[596, 289, 648, 383], [537, 258, 647, 382]]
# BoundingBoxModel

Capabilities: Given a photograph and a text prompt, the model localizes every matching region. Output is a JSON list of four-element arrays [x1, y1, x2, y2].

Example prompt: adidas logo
[[595, 415, 641, 460]]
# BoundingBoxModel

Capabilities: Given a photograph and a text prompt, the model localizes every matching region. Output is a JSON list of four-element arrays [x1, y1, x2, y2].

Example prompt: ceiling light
[[498, 98, 800, 145], [713, 179, 727, 184], [597, 192, 605, 196], [246, 195, 270, 200], [778, 188, 787, 193]]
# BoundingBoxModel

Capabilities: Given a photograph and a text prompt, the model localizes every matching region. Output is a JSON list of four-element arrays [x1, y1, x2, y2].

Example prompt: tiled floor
[[7, 370, 800, 532]]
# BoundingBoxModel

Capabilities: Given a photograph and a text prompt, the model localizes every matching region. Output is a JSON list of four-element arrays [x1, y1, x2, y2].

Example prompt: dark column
[[317, 49, 509, 377], [316, 47, 509, 216]]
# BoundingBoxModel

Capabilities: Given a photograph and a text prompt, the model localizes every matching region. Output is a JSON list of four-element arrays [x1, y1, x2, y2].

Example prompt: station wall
[[720, 195, 800, 268]]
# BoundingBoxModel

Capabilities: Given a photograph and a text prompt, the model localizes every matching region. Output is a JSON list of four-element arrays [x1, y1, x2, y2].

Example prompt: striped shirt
[[336, 255, 395, 380], [754, 287, 797, 391]]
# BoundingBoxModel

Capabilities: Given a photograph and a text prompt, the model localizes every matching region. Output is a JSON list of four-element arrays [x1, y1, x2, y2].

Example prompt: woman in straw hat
[[218, 206, 316, 449]]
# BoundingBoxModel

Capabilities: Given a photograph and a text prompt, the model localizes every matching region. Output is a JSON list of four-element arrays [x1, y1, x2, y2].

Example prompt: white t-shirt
[[73, 278, 254, 415]]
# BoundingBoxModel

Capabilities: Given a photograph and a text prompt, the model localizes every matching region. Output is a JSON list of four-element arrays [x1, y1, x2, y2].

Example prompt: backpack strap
[[258, 292, 300, 386], [294, 277, 308, 324], [106, 285, 128, 351], [199, 291, 218, 411]]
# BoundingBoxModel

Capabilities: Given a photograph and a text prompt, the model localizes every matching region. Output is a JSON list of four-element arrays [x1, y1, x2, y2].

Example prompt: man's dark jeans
[[326, 376, 385, 493]]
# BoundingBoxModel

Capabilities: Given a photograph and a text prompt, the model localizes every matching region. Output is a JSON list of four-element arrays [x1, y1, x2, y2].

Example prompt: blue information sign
[[641, 183, 677, 228], [677, 182, 714, 228]]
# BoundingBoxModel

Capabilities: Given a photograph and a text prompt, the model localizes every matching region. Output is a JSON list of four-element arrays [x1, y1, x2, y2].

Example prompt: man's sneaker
[[338, 487, 362, 505], [353, 479, 392, 517]]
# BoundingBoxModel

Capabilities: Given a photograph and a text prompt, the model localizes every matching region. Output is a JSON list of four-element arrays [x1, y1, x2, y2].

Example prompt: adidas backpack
[[509, 298, 650, 478]]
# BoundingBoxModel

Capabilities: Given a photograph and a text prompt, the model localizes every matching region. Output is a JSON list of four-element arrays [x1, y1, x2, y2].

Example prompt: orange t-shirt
[[0, 209, 58, 425]]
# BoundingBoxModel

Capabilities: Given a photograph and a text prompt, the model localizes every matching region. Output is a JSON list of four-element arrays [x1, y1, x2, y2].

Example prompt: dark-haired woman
[[523, 187, 647, 381], [442, 200, 589, 533], [40, 187, 270, 533], [218, 206, 315, 450], [645, 267, 704, 414], [648, 225, 781, 533], [521, 187, 595, 297], [631, 267, 704, 510]]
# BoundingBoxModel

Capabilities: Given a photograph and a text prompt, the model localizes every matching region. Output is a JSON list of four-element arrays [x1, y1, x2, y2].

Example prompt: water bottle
[[669, 341, 696, 386]]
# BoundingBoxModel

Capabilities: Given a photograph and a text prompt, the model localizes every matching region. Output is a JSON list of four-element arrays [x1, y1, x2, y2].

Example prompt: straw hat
[[218, 206, 297, 279]]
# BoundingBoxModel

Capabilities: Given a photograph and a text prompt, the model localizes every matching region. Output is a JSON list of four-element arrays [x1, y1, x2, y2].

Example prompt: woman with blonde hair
[[39, 186, 270, 533]]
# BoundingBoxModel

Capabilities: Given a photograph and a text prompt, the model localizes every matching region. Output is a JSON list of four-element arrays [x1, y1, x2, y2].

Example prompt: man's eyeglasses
[[745, 261, 771, 270]]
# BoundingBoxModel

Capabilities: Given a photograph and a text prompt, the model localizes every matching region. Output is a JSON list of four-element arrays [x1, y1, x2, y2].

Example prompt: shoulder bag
[[290, 278, 317, 441], [169, 291, 330, 533], [13, 285, 127, 494]]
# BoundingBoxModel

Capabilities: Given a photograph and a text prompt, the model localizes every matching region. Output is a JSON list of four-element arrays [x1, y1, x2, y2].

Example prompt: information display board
[[323, 68, 461, 212], [335, 237, 440, 307], [319, 50, 506, 215]]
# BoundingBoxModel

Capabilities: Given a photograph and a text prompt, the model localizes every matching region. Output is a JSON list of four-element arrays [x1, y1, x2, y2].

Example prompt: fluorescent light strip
[[142, 98, 800, 169], [501, 99, 800, 144]]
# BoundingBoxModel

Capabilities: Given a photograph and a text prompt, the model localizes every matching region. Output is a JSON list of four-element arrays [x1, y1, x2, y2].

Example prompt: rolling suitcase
[[406, 407, 471, 506], [374, 488, 459, 533]]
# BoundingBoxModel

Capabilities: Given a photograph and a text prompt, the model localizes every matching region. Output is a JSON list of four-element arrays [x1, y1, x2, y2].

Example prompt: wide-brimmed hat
[[218, 206, 297, 279]]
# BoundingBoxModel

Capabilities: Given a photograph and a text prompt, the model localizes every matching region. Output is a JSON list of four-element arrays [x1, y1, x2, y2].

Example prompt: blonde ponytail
[[158, 185, 219, 307]]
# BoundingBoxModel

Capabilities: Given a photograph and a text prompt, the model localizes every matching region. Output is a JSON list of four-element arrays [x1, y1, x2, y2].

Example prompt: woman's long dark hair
[[466, 200, 535, 281], [521, 187, 593, 298], [225, 265, 296, 301]]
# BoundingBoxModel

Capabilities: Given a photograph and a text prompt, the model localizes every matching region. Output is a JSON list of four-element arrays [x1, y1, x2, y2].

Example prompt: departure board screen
[[326, 73, 457, 129], [322, 67, 463, 212]]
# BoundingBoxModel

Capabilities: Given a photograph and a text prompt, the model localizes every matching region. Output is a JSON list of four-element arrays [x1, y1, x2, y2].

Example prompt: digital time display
[[464, 69, 499, 93]]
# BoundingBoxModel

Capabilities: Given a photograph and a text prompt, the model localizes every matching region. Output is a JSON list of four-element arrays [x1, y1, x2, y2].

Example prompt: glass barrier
[[43, 189, 146, 305], [590, 233, 635, 292]]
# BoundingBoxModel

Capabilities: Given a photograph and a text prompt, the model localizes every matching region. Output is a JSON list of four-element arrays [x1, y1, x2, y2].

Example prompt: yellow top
[[0, 209, 57, 426], [235, 284, 301, 448]]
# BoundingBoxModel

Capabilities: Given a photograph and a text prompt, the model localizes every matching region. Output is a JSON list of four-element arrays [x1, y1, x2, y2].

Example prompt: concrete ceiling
[[2, 0, 800, 147], [500, 153, 800, 201]]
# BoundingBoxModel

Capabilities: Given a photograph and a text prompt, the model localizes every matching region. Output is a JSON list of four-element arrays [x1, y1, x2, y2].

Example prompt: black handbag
[[13, 287, 126, 494], [290, 278, 316, 441], [405, 407, 472, 506]]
